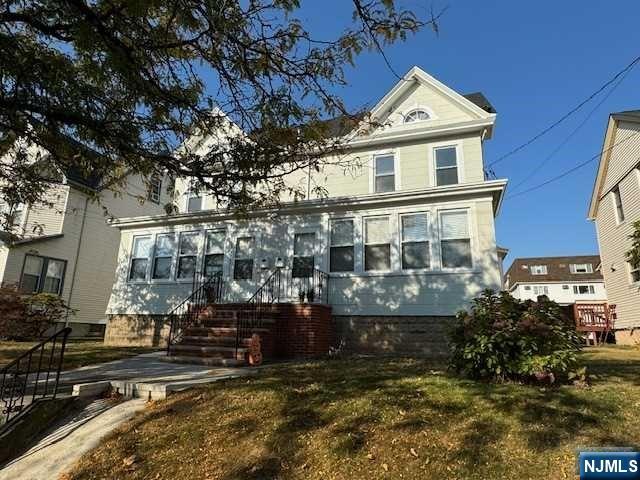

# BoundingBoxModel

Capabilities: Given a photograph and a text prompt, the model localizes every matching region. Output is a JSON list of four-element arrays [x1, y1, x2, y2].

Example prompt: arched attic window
[[404, 109, 431, 123]]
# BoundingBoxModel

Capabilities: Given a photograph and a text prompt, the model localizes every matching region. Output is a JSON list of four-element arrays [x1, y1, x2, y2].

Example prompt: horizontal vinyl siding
[[602, 121, 640, 193], [22, 184, 68, 237]]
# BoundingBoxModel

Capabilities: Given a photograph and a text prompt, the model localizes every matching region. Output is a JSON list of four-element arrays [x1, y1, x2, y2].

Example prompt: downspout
[[64, 194, 90, 328]]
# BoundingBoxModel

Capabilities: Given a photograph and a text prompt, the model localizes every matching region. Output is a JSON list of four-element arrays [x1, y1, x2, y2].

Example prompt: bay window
[[129, 236, 152, 281], [330, 219, 355, 272], [434, 146, 459, 186], [204, 230, 226, 277], [439, 210, 472, 269], [177, 232, 199, 279], [364, 216, 391, 271], [234, 236, 255, 280], [401, 213, 430, 269]]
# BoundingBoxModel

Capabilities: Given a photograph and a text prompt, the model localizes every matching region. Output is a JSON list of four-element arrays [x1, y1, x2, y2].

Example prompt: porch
[[570, 302, 616, 345]]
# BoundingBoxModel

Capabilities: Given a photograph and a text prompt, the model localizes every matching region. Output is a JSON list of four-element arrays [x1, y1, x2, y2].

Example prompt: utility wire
[[509, 64, 635, 193], [488, 54, 640, 169], [506, 130, 640, 200]]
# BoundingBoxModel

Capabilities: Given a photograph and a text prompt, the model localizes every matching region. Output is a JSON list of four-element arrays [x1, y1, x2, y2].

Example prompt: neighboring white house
[[504, 255, 606, 305], [104, 66, 508, 353], [589, 110, 640, 345], [0, 164, 169, 337]]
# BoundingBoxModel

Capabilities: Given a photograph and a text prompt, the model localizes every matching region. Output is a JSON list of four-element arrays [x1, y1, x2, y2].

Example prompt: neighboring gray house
[[589, 110, 640, 345], [0, 163, 169, 337], [104, 66, 507, 355]]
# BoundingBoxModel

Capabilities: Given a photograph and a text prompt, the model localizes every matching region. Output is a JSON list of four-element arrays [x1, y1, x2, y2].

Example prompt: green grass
[[66, 346, 640, 480], [0, 340, 158, 370]]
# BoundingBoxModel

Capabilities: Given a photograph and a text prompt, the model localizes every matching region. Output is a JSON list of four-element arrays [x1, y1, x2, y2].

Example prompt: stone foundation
[[104, 314, 170, 347], [332, 315, 453, 357], [615, 328, 640, 346]]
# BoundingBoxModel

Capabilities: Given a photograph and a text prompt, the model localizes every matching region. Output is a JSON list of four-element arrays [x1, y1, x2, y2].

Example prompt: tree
[[0, 0, 445, 229], [626, 220, 640, 273]]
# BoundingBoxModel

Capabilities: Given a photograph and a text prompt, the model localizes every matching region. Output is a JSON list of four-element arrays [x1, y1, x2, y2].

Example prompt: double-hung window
[[364, 216, 391, 271], [177, 232, 199, 279], [612, 186, 625, 223], [293, 233, 315, 278], [234, 236, 255, 280], [148, 176, 162, 204], [401, 213, 430, 269], [533, 285, 549, 296], [186, 180, 203, 212], [374, 154, 395, 193], [129, 236, 152, 281], [629, 262, 640, 284], [330, 220, 355, 272], [439, 210, 472, 269], [573, 285, 595, 295], [570, 263, 593, 274], [21, 255, 67, 295], [151, 234, 175, 280], [434, 146, 459, 186], [204, 230, 226, 277]]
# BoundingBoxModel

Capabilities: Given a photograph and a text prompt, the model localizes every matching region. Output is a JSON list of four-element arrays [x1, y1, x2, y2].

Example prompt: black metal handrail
[[0, 327, 72, 427], [289, 267, 330, 304], [235, 268, 283, 358], [166, 273, 225, 353]]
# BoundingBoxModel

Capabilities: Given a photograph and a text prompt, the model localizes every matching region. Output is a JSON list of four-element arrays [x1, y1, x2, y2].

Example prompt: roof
[[505, 255, 603, 287], [588, 110, 640, 219], [463, 92, 496, 114]]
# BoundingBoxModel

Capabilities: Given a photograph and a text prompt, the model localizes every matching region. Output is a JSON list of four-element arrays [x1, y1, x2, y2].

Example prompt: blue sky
[[291, 0, 640, 264]]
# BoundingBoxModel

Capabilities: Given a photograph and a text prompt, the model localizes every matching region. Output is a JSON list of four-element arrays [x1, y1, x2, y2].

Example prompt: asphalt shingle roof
[[505, 255, 603, 287]]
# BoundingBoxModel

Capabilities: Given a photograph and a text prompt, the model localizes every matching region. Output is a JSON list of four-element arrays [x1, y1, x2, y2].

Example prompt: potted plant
[[298, 289, 306, 303], [307, 288, 315, 303]]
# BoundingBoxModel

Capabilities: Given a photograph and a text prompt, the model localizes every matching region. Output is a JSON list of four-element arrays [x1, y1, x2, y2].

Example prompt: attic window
[[404, 109, 430, 123]]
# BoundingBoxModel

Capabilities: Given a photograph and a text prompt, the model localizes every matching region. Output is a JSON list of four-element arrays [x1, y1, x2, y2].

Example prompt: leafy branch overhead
[[0, 0, 445, 226], [626, 220, 640, 270]]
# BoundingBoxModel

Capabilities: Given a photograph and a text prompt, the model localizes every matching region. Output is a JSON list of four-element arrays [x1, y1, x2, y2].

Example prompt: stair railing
[[235, 268, 283, 359], [166, 272, 225, 353], [0, 327, 72, 427]]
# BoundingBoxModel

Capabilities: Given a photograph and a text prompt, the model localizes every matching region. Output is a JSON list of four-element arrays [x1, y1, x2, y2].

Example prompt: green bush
[[449, 290, 583, 383]]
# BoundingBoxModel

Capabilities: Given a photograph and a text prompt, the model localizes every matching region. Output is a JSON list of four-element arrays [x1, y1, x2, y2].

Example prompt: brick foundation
[[274, 304, 332, 359], [104, 314, 170, 347], [332, 315, 453, 357], [615, 328, 640, 346]]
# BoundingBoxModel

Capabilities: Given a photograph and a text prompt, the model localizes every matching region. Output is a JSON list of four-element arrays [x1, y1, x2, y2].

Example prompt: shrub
[[449, 290, 583, 383], [0, 285, 73, 340]]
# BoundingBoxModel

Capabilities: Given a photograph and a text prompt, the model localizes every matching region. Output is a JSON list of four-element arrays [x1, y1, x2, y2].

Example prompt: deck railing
[[0, 327, 72, 427]]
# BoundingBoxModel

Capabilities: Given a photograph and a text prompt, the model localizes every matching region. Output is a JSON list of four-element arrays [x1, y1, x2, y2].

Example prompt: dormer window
[[404, 109, 430, 123], [529, 265, 547, 275]]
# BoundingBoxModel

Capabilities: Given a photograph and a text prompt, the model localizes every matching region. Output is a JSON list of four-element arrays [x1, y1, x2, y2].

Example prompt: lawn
[[66, 346, 640, 480], [0, 340, 158, 371]]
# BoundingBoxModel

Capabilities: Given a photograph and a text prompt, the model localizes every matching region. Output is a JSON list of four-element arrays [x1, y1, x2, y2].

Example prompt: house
[[589, 110, 640, 345], [104, 66, 508, 359], [504, 255, 606, 305], [0, 163, 169, 337]]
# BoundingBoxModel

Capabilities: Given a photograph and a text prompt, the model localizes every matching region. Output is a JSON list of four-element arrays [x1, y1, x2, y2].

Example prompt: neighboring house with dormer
[[589, 110, 640, 345], [504, 255, 606, 305], [0, 165, 169, 337], [104, 66, 507, 361]]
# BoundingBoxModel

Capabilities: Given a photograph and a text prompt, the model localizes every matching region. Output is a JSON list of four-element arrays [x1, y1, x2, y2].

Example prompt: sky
[[285, 0, 640, 265]]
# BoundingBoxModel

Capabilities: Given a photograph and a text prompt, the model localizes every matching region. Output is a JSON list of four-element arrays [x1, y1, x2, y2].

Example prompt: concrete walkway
[[0, 398, 147, 480]]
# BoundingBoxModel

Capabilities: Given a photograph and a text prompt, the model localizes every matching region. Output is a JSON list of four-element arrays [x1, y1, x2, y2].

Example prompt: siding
[[595, 121, 640, 329], [21, 184, 68, 237], [511, 281, 607, 304]]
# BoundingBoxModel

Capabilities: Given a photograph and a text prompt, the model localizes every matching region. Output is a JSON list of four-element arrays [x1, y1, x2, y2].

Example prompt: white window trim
[[369, 150, 401, 194], [628, 261, 640, 285], [532, 285, 549, 296], [530, 265, 548, 275], [202, 228, 228, 278], [150, 233, 177, 282], [362, 214, 393, 273], [286, 224, 325, 272], [437, 207, 474, 272], [430, 140, 464, 188], [569, 263, 593, 274], [176, 231, 202, 282], [612, 186, 625, 225], [398, 211, 432, 272], [127, 234, 153, 284], [148, 176, 162, 205], [402, 105, 437, 124], [327, 215, 358, 273], [232, 229, 261, 281]]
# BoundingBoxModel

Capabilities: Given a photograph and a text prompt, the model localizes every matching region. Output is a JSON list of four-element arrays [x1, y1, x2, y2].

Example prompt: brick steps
[[169, 344, 248, 361], [165, 355, 244, 367], [183, 326, 270, 337], [181, 335, 251, 347]]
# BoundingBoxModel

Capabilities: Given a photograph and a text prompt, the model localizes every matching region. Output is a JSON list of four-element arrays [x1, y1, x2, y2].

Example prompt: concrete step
[[163, 356, 245, 367], [169, 344, 248, 360], [199, 318, 276, 328], [184, 326, 270, 337], [181, 335, 251, 347]]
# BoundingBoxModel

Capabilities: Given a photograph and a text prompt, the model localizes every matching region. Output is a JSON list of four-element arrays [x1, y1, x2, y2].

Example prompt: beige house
[[104, 66, 507, 357], [589, 110, 640, 345], [0, 168, 169, 337]]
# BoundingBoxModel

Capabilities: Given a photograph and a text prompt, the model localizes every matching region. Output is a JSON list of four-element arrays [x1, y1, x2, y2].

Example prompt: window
[[151, 234, 175, 280], [529, 265, 548, 275], [533, 285, 549, 296], [404, 109, 430, 123], [612, 186, 625, 223], [364, 216, 391, 271], [440, 210, 472, 269], [562, 285, 569, 290], [21, 254, 66, 295], [177, 232, 199, 279], [573, 285, 595, 295], [292, 233, 315, 278], [570, 263, 593, 274], [330, 220, 354, 272], [401, 213, 430, 269], [148, 176, 162, 204], [630, 262, 640, 284], [374, 154, 395, 193], [129, 236, 152, 281], [234, 236, 255, 280], [186, 181, 203, 213], [434, 146, 459, 186], [204, 230, 226, 277], [524, 286, 531, 291]]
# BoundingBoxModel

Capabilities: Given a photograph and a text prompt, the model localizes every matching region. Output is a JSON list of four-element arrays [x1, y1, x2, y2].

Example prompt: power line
[[506, 130, 640, 200], [488, 54, 640, 169], [509, 64, 634, 193]]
